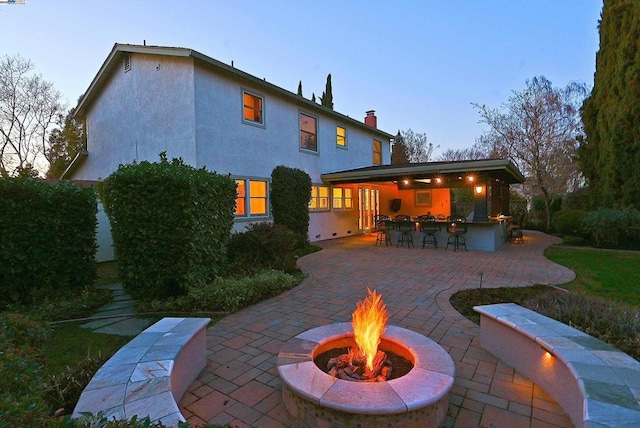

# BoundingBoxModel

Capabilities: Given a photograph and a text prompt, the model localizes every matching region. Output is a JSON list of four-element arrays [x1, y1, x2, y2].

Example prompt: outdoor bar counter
[[388, 217, 512, 251]]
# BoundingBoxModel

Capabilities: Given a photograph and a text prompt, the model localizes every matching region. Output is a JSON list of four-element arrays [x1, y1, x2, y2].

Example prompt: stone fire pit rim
[[276, 322, 456, 415]]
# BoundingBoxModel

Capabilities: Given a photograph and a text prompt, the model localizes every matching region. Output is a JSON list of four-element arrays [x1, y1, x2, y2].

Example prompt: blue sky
[[1, 0, 602, 156]]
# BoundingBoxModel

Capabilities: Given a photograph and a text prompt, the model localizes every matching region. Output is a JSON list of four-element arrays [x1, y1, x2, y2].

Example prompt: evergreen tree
[[311, 93, 316, 103], [391, 131, 409, 164], [579, 0, 640, 208], [320, 73, 333, 109], [297, 80, 303, 96], [46, 107, 85, 179]]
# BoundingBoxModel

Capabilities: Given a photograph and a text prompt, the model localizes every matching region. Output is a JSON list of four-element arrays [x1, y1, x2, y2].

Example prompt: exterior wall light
[[475, 185, 483, 194]]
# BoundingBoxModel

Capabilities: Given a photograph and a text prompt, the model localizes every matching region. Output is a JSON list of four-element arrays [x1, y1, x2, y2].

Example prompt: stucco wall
[[75, 50, 391, 260], [74, 54, 197, 180]]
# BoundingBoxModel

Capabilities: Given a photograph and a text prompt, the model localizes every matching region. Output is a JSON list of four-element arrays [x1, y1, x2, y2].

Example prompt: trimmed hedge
[[227, 222, 299, 273], [581, 206, 640, 250], [98, 155, 236, 300], [553, 209, 586, 237], [0, 178, 97, 305], [270, 165, 311, 247]]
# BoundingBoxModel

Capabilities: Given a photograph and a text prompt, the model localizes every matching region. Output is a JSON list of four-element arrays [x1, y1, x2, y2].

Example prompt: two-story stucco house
[[65, 43, 525, 260], [64, 43, 396, 259]]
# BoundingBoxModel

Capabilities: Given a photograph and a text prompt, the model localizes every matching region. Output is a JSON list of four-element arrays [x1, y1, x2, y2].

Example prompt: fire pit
[[277, 290, 455, 427]]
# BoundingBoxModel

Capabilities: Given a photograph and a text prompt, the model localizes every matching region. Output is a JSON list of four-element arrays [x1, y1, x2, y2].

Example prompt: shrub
[[553, 210, 586, 237], [0, 314, 51, 425], [0, 178, 97, 306], [98, 154, 236, 300], [524, 291, 640, 360], [150, 269, 300, 313], [227, 222, 299, 273], [270, 165, 311, 247], [562, 235, 586, 246], [564, 187, 591, 210], [43, 353, 107, 417], [582, 206, 640, 249]]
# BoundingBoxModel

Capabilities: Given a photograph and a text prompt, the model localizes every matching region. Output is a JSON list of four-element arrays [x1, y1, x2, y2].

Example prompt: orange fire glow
[[351, 288, 388, 371]]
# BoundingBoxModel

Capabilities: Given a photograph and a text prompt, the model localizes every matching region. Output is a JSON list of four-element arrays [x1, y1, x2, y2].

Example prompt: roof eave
[[74, 44, 394, 139]]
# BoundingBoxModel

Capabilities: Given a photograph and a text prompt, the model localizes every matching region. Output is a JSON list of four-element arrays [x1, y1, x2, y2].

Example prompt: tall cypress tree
[[320, 73, 334, 109], [579, 0, 640, 208], [297, 80, 303, 96]]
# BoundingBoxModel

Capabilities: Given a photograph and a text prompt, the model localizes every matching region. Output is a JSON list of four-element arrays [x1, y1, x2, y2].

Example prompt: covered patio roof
[[321, 158, 525, 188]]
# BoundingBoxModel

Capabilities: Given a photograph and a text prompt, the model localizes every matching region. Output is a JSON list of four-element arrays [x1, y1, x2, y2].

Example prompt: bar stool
[[374, 215, 392, 246], [417, 215, 440, 249], [396, 220, 415, 248], [446, 216, 467, 251]]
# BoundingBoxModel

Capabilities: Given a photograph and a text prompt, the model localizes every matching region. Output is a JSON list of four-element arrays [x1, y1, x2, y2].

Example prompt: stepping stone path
[[80, 283, 152, 336]]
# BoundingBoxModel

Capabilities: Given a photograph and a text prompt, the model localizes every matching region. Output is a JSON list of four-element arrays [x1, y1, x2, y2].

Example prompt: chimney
[[364, 110, 377, 128]]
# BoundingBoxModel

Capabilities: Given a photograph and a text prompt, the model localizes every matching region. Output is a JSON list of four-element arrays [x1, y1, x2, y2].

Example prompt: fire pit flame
[[352, 288, 388, 371], [325, 289, 392, 382]]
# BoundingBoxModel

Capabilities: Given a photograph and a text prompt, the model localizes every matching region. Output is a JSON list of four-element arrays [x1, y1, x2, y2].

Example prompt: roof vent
[[124, 55, 131, 73]]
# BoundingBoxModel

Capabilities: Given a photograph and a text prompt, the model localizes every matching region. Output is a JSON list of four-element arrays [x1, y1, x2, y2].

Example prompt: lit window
[[309, 185, 329, 211], [333, 188, 343, 209], [243, 91, 263, 125], [300, 113, 317, 151], [235, 180, 246, 216], [235, 178, 268, 217], [332, 187, 353, 210], [373, 139, 382, 165], [336, 126, 346, 148]]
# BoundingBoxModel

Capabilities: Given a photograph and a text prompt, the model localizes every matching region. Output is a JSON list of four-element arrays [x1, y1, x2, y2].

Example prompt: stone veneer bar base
[[277, 323, 455, 428]]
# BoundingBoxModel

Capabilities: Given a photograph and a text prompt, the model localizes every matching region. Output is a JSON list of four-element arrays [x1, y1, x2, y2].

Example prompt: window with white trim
[[300, 112, 318, 151], [235, 178, 268, 217], [373, 139, 382, 165], [332, 187, 353, 210], [336, 126, 347, 148], [242, 91, 264, 125], [309, 185, 329, 211]]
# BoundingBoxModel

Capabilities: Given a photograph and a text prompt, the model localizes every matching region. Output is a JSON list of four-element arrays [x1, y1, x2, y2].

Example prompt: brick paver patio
[[179, 230, 576, 427]]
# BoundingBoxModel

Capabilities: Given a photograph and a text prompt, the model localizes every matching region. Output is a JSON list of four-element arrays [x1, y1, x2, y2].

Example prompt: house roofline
[[74, 43, 394, 140], [59, 150, 88, 180], [321, 158, 525, 185]]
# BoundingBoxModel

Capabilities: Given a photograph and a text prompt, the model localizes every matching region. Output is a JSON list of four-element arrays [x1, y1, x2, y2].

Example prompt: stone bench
[[474, 303, 640, 427], [73, 317, 210, 427]]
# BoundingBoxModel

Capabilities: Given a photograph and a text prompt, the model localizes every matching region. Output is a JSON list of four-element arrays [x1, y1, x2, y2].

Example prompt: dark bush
[[0, 314, 51, 425], [98, 154, 236, 300], [524, 291, 640, 361], [227, 222, 299, 273], [564, 187, 591, 210], [0, 178, 97, 306], [553, 210, 586, 237], [582, 206, 640, 249], [149, 269, 300, 313], [270, 165, 312, 247], [562, 235, 586, 246]]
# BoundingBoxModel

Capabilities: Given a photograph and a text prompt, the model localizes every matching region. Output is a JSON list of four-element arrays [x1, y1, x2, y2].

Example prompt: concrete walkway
[[80, 283, 153, 336], [178, 230, 576, 427]]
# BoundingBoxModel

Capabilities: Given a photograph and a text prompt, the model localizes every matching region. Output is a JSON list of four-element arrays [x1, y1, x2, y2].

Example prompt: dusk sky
[[1, 1, 602, 156]]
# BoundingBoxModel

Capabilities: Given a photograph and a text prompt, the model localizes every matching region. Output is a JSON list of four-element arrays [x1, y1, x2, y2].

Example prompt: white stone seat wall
[[73, 317, 210, 427], [474, 303, 640, 428]]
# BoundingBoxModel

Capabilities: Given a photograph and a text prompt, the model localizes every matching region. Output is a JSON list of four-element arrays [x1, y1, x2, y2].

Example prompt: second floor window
[[243, 91, 263, 125], [300, 112, 317, 151], [373, 139, 382, 165], [336, 126, 346, 148]]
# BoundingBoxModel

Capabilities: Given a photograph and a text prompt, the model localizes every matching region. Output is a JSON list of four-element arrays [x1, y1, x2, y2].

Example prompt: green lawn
[[545, 245, 640, 305], [42, 322, 133, 377]]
